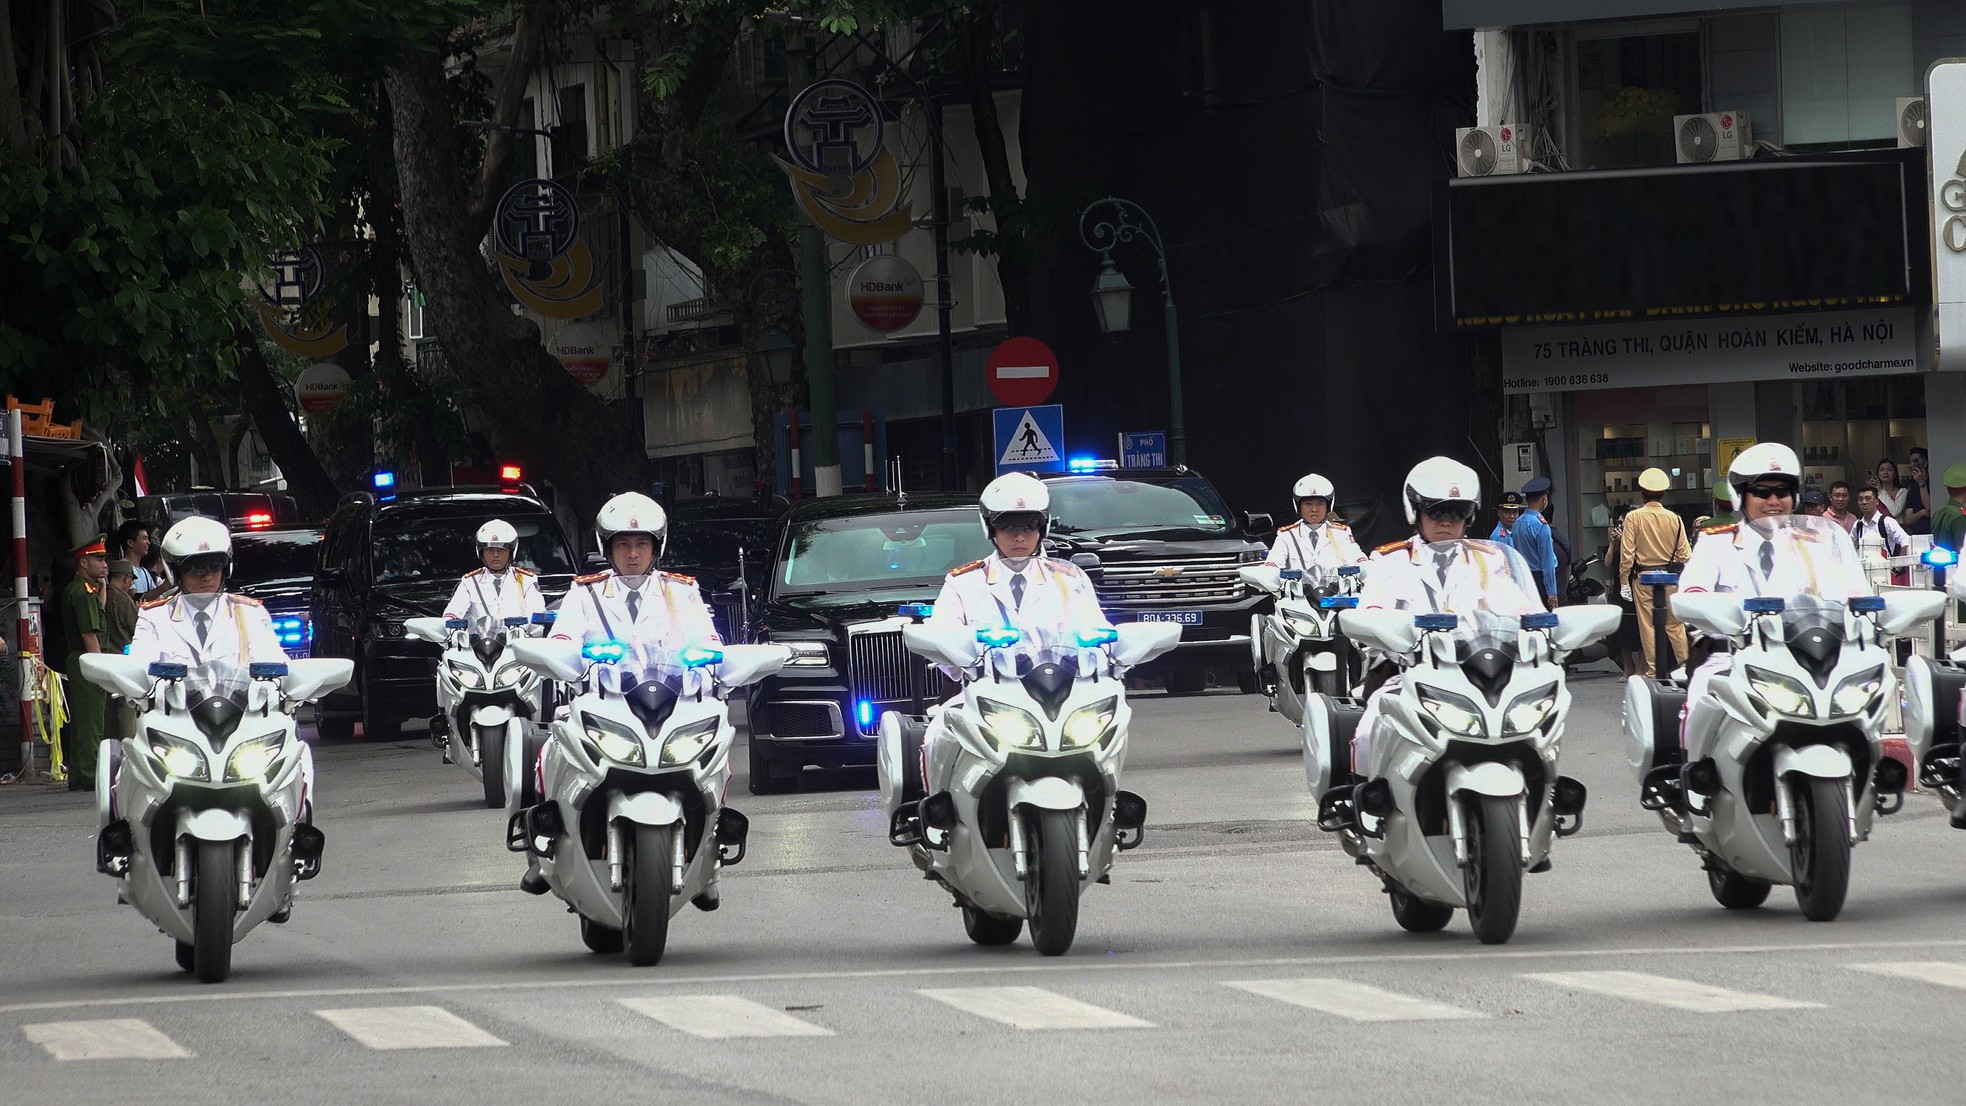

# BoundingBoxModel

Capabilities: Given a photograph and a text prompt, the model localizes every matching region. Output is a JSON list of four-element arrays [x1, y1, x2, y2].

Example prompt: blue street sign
[[1119, 431, 1167, 469], [993, 405, 1065, 475]]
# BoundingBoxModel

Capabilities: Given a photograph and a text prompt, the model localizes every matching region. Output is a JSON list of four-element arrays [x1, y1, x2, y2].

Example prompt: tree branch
[[465, 0, 557, 236], [231, 324, 343, 519]]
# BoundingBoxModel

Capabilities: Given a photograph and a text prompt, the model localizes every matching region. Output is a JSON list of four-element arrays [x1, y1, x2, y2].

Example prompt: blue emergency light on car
[[1414, 613, 1458, 631], [1924, 546, 1958, 568], [1076, 626, 1120, 648], [1743, 597, 1786, 613], [1848, 595, 1886, 613], [679, 644, 724, 668], [249, 662, 290, 679], [148, 662, 187, 679], [897, 603, 933, 620], [1319, 596, 1359, 610], [1521, 612, 1559, 629], [976, 627, 1023, 649], [1067, 456, 1101, 473], [857, 699, 875, 727], [270, 615, 307, 648], [372, 471, 395, 490], [582, 639, 627, 663], [531, 611, 556, 624]]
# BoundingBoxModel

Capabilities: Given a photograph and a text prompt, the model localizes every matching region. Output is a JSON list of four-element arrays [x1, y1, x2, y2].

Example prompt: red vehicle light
[[499, 464, 522, 485], [245, 512, 273, 528]]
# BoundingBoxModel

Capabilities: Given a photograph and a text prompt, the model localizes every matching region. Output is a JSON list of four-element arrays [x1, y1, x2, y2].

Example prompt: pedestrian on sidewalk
[[102, 559, 140, 742], [58, 536, 111, 792], [1616, 468, 1693, 678], [1934, 463, 1966, 554]]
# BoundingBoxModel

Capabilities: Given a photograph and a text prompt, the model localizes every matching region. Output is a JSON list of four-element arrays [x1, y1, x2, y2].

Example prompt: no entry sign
[[986, 337, 1059, 407]]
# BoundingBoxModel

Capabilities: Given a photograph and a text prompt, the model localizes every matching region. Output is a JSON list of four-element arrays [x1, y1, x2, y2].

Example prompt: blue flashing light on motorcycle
[[248, 662, 290, 679], [1847, 595, 1886, 613], [504, 616, 529, 627], [1637, 571, 1678, 586], [1075, 626, 1120, 648], [582, 639, 628, 663], [1279, 569, 1304, 581], [1923, 546, 1958, 568], [1743, 597, 1787, 613], [1414, 613, 1459, 631], [976, 626, 1023, 649], [1318, 596, 1359, 610], [680, 645, 725, 668], [1520, 612, 1558, 629], [147, 662, 187, 679], [531, 611, 557, 624], [1338, 565, 1362, 577], [445, 617, 469, 629]]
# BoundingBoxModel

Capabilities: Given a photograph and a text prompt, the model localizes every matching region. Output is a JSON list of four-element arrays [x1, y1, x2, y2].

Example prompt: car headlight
[[1417, 687, 1485, 736], [1502, 684, 1558, 736], [1830, 666, 1885, 716], [146, 732, 210, 781], [581, 714, 646, 766], [1746, 666, 1816, 719], [979, 699, 1045, 750], [447, 661, 486, 690], [784, 642, 831, 667], [660, 717, 722, 766], [1062, 697, 1119, 749], [494, 664, 527, 688], [225, 733, 286, 782]]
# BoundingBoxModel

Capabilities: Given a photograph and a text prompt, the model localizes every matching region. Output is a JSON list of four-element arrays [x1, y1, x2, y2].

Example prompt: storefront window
[[1795, 377, 1925, 496], [1572, 28, 1703, 170], [1568, 386, 1710, 561]]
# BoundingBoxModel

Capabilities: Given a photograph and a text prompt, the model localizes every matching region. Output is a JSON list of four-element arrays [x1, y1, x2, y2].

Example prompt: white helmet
[[979, 472, 1051, 539], [476, 519, 518, 554], [1402, 456, 1481, 525], [160, 516, 233, 577], [1292, 472, 1335, 508], [1726, 442, 1801, 509], [595, 492, 668, 559]]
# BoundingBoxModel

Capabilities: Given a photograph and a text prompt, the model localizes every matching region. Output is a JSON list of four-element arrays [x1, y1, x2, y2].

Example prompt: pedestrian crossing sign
[[994, 405, 1065, 474]]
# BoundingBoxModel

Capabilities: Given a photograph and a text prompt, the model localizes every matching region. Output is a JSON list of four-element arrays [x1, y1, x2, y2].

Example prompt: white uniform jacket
[[1264, 520, 1367, 574], [550, 571, 721, 650], [128, 593, 290, 668], [925, 554, 1113, 639], [1678, 522, 1872, 602], [1357, 537, 1544, 617], [443, 566, 547, 623]]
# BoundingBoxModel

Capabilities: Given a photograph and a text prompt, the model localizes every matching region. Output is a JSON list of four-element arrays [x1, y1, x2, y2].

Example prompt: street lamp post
[[1078, 197, 1185, 467]]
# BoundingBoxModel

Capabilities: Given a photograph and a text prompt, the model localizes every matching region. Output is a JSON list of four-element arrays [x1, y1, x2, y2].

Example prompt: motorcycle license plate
[[1137, 611, 1202, 625]]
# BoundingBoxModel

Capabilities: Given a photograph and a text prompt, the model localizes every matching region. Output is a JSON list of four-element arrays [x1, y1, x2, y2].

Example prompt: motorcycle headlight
[[1830, 666, 1886, 717], [225, 733, 286, 782], [1417, 687, 1485, 736], [494, 664, 527, 688], [1282, 612, 1324, 637], [660, 717, 722, 766], [979, 698, 1044, 750], [581, 714, 646, 766], [784, 641, 831, 667], [1746, 666, 1816, 719], [1062, 697, 1119, 749], [1502, 683, 1559, 736], [447, 661, 486, 690], [146, 731, 210, 781]]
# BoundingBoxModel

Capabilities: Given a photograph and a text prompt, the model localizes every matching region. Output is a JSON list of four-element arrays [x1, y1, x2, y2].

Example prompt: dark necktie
[[1433, 550, 1454, 588], [1758, 541, 1774, 579], [626, 589, 642, 621], [194, 609, 210, 645], [493, 574, 503, 597], [1010, 572, 1026, 611], [1307, 527, 1320, 550]]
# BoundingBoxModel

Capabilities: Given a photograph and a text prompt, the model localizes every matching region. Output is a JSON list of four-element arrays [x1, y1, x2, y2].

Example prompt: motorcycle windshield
[[981, 625, 1105, 677], [180, 660, 254, 745], [1450, 610, 1532, 664], [1407, 538, 1546, 616], [1739, 514, 1873, 602], [464, 613, 509, 664], [591, 641, 695, 698]]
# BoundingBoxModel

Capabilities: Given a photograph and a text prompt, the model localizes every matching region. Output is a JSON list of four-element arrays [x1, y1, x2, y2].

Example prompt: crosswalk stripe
[[1224, 978, 1486, 1022], [1849, 962, 1966, 990], [314, 1006, 507, 1050], [23, 1018, 192, 1061], [1523, 971, 1821, 1013], [918, 986, 1153, 1030], [619, 996, 834, 1039]]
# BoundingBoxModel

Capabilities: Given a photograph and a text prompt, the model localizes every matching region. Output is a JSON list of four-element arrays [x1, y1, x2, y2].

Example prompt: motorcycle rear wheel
[[1025, 809, 1082, 957], [623, 824, 674, 966], [1791, 776, 1851, 922], [579, 915, 624, 954], [962, 905, 1023, 946], [1707, 866, 1772, 910], [1463, 795, 1524, 945], [193, 840, 236, 984], [1388, 887, 1454, 933], [478, 725, 506, 809]]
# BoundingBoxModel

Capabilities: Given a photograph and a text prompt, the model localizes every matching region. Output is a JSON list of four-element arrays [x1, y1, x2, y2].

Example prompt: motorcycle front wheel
[[477, 725, 506, 809], [623, 824, 674, 966], [1791, 776, 1852, 922], [193, 840, 236, 984], [1463, 795, 1524, 945], [1025, 809, 1082, 957]]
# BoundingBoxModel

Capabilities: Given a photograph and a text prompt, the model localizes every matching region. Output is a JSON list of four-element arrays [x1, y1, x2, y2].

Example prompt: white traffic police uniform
[[1264, 519, 1367, 574], [925, 553, 1112, 641], [129, 593, 289, 669], [443, 566, 547, 623], [551, 570, 721, 649]]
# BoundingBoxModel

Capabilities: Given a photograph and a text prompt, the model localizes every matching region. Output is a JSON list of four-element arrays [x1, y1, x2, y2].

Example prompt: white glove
[[1620, 584, 1633, 601]]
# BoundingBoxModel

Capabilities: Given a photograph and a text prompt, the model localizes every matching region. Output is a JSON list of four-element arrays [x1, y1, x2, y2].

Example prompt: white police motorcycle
[[407, 612, 553, 808], [1623, 515, 1944, 921], [878, 615, 1180, 956], [1241, 563, 1363, 724], [1903, 565, 1966, 821], [506, 638, 788, 966], [80, 655, 353, 983], [1306, 547, 1617, 944]]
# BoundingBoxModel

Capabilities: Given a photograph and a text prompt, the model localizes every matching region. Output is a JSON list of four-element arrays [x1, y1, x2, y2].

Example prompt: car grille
[[771, 703, 839, 739], [847, 630, 949, 735], [1093, 553, 1248, 608]]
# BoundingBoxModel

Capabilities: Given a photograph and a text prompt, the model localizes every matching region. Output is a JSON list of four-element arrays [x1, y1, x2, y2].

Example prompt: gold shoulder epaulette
[[1328, 520, 1350, 530], [1277, 521, 1300, 532], [660, 570, 697, 584], [229, 595, 262, 607], [573, 571, 610, 585], [1701, 522, 1738, 536], [140, 596, 172, 610], [1047, 558, 1083, 575], [514, 567, 537, 576], [950, 560, 985, 576], [464, 567, 485, 578], [1374, 539, 1407, 555]]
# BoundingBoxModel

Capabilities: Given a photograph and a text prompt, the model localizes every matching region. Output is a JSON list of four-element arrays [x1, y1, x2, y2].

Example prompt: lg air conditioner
[[1673, 111, 1752, 164], [1898, 97, 1927, 148], [1455, 124, 1529, 177]]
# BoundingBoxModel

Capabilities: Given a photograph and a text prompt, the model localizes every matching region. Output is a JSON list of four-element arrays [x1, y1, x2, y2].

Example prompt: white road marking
[[1523, 970, 1822, 1013], [1849, 962, 1966, 990], [1225, 978, 1485, 1022], [22, 1018, 192, 1060], [314, 1006, 507, 1050], [619, 996, 834, 1039], [918, 986, 1153, 1030]]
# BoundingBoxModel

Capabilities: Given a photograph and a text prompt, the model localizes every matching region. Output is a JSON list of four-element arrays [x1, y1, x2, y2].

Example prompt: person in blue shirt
[[1510, 477, 1560, 608], [1491, 491, 1524, 542]]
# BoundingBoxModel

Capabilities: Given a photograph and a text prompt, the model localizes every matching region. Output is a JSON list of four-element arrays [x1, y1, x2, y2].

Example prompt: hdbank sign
[[1933, 59, 1966, 369]]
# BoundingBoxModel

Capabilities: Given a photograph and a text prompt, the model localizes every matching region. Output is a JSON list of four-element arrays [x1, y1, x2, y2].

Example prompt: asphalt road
[[5, 665, 1966, 1105]]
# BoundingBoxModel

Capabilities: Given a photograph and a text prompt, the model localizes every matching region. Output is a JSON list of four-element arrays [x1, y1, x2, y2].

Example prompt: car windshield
[[777, 511, 991, 595], [1045, 475, 1232, 535], [373, 516, 575, 584], [665, 515, 781, 567], [229, 531, 321, 589]]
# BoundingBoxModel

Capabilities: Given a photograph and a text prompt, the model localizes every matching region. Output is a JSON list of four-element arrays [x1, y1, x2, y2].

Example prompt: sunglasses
[[1743, 484, 1795, 500], [1421, 502, 1477, 523], [994, 520, 1043, 535]]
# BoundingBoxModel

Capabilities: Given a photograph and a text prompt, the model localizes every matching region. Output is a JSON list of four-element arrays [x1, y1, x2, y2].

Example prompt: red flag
[[130, 453, 149, 498]]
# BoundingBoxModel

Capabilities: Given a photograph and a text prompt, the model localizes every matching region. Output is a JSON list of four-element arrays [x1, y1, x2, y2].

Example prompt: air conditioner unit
[[1674, 111, 1751, 164], [1455, 124, 1529, 177], [1898, 96, 1927, 148]]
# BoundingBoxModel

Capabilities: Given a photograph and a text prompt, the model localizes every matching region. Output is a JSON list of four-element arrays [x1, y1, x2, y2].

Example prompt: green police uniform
[[60, 576, 107, 783]]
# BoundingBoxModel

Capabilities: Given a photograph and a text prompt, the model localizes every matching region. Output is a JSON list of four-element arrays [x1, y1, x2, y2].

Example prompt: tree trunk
[[385, 49, 647, 524], [0, 0, 29, 151], [954, 0, 1032, 336], [232, 325, 342, 519]]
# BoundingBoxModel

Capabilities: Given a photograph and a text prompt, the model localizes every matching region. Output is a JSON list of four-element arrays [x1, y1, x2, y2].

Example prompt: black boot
[[519, 863, 549, 895]]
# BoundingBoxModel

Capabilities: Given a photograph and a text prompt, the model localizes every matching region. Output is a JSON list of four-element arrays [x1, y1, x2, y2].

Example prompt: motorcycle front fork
[[1445, 793, 1531, 868], [1008, 807, 1091, 880]]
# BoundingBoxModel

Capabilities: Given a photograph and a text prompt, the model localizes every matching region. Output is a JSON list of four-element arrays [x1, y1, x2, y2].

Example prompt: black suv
[[744, 493, 988, 794], [1039, 465, 1271, 694], [662, 494, 787, 642], [310, 487, 577, 740], [228, 525, 323, 658]]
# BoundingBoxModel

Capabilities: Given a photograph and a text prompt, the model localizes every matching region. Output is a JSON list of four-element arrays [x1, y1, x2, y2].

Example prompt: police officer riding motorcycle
[[1244, 472, 1369, 716]]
